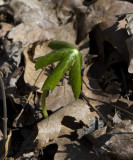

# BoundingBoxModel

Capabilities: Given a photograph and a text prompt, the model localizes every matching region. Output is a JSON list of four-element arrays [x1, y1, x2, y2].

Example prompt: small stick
[[0, 72, 7, 140], [81, 91, 113, 128], [111, 104, 133, 117]]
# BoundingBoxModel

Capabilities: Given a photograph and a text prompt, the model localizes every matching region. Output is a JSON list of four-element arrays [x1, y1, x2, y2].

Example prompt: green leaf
[[34, 40, 82, 118], [35, 48, 73, 70], [48, 40, 76, 50], [42, 53, 77, 92], [69, 51, 82, 99]]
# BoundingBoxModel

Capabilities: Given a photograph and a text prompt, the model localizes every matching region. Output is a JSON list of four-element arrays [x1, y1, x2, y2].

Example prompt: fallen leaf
[[53, 131, 96, 160], [75, 0, 114, 43], [91, 1, 133, 71], [8, 0, 59, 45], [105, 120, 133, 160], [55, 0, 84, 24], [36, 100, 99, 148], [23, 46, 48, 91], [0, 39, 23, 77], [9, 100, 100, 156], [46, 78, 75, 111], [82, 65, 111, 103]]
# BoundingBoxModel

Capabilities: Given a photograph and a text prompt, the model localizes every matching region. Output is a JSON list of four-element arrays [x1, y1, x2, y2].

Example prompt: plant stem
[[41, 89, 49, 118], [0, 72, 7, 140]]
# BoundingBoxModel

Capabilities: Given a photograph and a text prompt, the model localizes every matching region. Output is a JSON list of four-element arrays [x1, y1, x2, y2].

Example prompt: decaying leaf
[[0, 39, 23, 78], [1, 0, 133, 159], [46, 78, 75, 111], [36, 100, 98, 148], [8, 0, 59, 45], [23, 46, 48, 91], [104, 120, 133, 160], [52, 128, 96, 160], [82, 65, 111, 103], [54, 0, 84, 24], [9, 100, 100, 157]]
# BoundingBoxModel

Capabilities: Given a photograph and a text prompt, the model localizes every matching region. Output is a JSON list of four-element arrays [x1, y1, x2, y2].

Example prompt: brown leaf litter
[[1, 0, 133, 159]]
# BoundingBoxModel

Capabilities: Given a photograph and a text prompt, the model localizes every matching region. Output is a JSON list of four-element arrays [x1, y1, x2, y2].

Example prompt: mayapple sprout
[[35, 40, 82, 118]]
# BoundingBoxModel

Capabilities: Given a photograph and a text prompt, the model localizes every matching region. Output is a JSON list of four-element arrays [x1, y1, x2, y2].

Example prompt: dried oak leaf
[[36, 100, 99, 148], [8, 0, 59, 45], [12, 100, 99, 155]]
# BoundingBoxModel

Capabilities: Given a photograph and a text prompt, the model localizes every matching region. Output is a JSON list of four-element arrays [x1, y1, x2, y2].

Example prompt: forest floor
[[1, 0, 133, 160]]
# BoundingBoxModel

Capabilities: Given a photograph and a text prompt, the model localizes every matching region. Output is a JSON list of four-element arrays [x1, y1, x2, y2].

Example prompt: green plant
[[35, 40, 82, 118]]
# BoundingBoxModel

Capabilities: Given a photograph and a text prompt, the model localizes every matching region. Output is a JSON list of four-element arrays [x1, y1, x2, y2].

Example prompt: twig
[[111, 104, 133, 117], [0, 72, 7, 140], [81, 91, 133, 122]]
